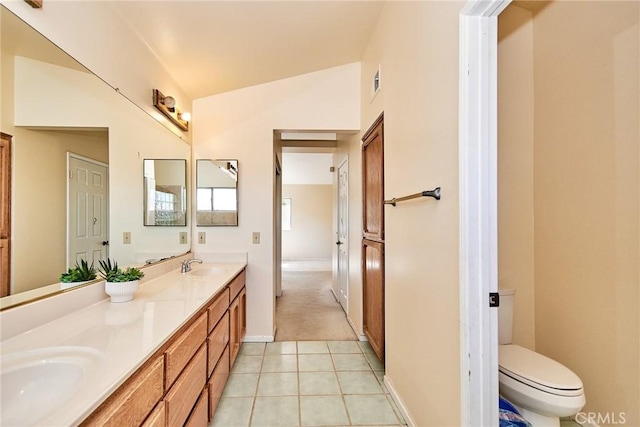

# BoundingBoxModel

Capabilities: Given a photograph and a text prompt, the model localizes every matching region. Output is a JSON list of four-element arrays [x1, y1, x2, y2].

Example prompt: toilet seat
[[498, 345, 586, 418], [499, 345, 583, 396]]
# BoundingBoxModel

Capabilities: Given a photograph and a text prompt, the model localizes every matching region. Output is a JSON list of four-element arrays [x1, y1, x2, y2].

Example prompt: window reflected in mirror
[[196, 160, 238, 226], [143, 159, 187, 226]]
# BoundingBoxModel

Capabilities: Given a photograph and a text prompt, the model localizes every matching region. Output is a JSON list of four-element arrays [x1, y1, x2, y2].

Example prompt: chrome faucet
[[181, 258, 203, 273]]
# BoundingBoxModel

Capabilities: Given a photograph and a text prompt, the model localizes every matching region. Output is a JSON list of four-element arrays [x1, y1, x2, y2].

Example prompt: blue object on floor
[[499, 396, 532, 427]]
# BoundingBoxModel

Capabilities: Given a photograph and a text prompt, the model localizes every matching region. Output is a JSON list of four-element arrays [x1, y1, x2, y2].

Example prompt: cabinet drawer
[[208, 288, 229, 333], [141, 402, 165, 427], [165, 345, 207, 427], [82, 356, 164, 427], [208, 345, 230, 420], [185, 388, 209, 427], [229, 269, 246, 301], [165, 313, 207, 389], [208, 311, 230, 377]]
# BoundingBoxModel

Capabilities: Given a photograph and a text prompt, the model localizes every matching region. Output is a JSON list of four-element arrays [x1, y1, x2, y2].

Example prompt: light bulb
[[180, 112, 191, 122]]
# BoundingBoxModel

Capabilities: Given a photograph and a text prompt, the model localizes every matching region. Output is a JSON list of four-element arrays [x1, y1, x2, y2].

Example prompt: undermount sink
[[190, 267, 229, 277], [1, 346, 105, 426]]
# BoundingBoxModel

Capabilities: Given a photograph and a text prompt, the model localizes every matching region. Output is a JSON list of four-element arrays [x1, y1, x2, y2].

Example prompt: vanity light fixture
[[152, 89, 189, 132]]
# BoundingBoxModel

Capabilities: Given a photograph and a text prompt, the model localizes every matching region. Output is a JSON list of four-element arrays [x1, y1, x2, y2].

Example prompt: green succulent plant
[[98, 258, 145, 283], [59, 259, 98, 283]]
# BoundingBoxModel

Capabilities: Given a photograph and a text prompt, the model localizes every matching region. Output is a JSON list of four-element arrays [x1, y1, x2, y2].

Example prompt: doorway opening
[[273, 130, 357, 342]]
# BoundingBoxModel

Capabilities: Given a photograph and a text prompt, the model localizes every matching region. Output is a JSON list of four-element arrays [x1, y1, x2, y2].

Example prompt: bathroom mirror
[[143, 159, 187, 226], [0, 6, 191, 309], [196, 160, 239, 226]]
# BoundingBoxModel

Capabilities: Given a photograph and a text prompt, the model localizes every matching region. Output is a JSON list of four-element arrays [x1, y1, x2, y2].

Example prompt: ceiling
[[111, 1, 385, 99]]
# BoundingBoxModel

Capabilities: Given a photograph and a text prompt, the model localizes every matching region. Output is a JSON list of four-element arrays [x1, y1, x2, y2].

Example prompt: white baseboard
[[243, 335, 274, 343], [330, 288, 339, 303], [384, 375, 416, 427], [346, 316, 367, 341]]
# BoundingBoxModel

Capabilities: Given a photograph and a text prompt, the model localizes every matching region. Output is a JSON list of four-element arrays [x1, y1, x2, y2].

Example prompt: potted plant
[[60, 259, 97, 283], [98, 258, 145, 303]]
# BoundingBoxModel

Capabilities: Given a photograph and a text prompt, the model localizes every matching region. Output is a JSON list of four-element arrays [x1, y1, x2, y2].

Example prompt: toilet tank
[[498, 289, 516, 345]]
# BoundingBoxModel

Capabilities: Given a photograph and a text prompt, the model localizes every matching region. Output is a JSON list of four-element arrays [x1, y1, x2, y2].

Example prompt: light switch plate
[[252, 232, 260, 244], [123, 232, 131, 244], [198, 232, 206, 244], [179, 232, 187, 244]]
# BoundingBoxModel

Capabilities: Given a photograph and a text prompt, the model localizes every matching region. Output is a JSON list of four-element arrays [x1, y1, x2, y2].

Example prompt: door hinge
[[489, 292, 500, 308]]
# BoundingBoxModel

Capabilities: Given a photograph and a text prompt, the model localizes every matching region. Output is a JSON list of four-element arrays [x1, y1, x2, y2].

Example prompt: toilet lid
[[499, 345, 583, 396]]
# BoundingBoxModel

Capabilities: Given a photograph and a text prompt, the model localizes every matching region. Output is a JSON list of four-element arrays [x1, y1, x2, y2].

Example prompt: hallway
[[275, 268, 356, 342], [209, 341, 405, 427]]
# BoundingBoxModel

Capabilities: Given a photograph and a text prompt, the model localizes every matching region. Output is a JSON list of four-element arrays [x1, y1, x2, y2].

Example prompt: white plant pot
[[105, 280, 139, 303]]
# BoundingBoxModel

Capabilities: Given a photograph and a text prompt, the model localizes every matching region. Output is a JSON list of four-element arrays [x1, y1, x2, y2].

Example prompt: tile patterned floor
[[210, 341, 407, 427]]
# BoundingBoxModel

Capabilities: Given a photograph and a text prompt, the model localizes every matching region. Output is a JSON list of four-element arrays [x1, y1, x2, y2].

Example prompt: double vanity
[[0, 259, 246, 426]]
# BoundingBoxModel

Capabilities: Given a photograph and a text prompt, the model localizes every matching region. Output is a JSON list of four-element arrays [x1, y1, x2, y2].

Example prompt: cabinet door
[[82, 356, 164, 427], [208, 312, 229, 377], [229, 296, 240, 368], [164, 345, 207, 427], [141, 402, 165, 427], [165, 314, 207, 390], [185, 388, 208, 427], [363, 239, 384, 362], [362, 115, 384, 241], [239, 287, 247, 341], [209, 346, 230, 420], [208, 288, 229, 333]]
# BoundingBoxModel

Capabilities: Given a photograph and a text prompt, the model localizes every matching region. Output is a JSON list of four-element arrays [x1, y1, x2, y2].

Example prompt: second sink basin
[[190, 267, 229, 277]]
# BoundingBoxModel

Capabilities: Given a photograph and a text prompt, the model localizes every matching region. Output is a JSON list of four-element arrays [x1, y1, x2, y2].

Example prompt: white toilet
[[498, 289, 586, 427]]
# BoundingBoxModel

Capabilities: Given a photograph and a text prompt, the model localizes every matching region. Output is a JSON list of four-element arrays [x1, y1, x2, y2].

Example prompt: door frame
[[66, 152, 109, 268], [336, 155, 349, 313], [459, 0, 511, 425]]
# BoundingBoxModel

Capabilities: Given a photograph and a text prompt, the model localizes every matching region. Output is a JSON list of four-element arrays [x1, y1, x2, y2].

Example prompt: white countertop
[[0, 262, 246, 427]]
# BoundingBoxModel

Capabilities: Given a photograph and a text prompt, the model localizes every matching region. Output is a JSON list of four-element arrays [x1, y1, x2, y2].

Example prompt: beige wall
[[499, 2, 639, 425], [2, 1, 191, 141], [10, 57, 191, 272], [360, 2, 462, 425], [193, 63, 360, 340], [498, 5, 536, 350], [282, 184, 333, 260], [12, 130, 108, 293], [532, 2, 639, 424]]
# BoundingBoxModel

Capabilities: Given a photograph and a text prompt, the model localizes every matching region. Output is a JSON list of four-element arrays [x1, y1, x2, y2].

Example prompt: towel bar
[[384, 187, 441, 207]]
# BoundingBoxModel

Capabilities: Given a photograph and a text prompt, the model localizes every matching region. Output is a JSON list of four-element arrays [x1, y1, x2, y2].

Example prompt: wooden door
[[362, 116, 384, 241], [1, 133, 11, 297], [361, 114, 385, 362], [362, 239, 384, 360]]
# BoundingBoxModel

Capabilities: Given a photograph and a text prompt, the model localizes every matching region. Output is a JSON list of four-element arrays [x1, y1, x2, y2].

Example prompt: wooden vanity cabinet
[[83, 268, 246, 427]]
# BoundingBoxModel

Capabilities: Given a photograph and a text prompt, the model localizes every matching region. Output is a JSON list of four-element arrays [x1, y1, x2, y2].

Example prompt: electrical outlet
[[198, 232, 206, 244], [123, 232, 131, 244], [252, 232, 260, 244], [179, 232, 188, 244]]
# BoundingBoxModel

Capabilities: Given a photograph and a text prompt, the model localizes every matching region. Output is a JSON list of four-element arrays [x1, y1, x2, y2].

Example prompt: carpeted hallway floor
[[275, 270, 357, 341]]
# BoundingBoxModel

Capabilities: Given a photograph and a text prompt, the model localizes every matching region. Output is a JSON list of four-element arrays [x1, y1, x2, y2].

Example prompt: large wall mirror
[[144, 159, 187, 226], [196, 160, 239, 226], [0, 6, 191, 309]]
